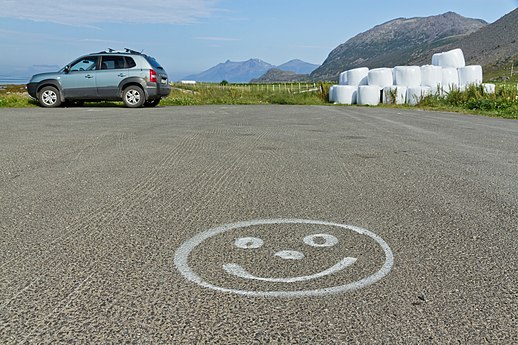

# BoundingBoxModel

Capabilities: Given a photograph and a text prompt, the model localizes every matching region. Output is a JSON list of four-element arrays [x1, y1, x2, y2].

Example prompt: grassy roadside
[[418, 84, 518, 119], [1, 82, 517, 119], [0, 85, 38, 108], [161, 83, 327, 106]]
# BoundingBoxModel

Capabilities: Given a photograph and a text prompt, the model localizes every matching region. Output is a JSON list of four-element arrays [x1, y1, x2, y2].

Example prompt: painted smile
[[223, 256, 357, 283], [174, 219, 394, 297]]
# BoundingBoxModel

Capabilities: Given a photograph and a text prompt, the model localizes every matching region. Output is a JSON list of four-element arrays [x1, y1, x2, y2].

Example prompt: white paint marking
[[274, 250, 305, 260], [174, 218, 394, 298], [235, 237, 263, 249], [222, 256, 357, 283], [303, 233, 338, 247]]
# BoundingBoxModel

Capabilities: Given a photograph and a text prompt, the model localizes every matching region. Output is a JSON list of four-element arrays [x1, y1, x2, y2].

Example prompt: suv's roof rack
[[94, 48, 145, 55], [124, 48, 144, 55]]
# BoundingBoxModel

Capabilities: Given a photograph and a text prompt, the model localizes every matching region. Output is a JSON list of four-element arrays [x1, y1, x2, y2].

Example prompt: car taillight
[[150, 69, 157, 83]]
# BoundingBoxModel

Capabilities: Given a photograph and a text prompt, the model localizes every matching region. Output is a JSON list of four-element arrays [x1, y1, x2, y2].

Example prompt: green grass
[[417, 84, 518, 119], [1, 82, 517, 119], [161, 83, 329, 106], [483, 61, 518, 84], [0, 85, 37, 108]]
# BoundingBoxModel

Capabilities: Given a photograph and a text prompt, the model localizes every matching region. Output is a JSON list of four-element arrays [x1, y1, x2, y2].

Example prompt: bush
[[417, 83, 518, 119]]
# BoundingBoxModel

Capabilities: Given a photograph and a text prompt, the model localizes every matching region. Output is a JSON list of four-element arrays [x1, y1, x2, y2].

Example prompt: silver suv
[[27, 49, 170, 108]]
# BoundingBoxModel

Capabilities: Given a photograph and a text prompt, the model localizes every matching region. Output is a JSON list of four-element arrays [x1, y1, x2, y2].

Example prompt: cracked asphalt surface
[[1, 105, 517, 344]]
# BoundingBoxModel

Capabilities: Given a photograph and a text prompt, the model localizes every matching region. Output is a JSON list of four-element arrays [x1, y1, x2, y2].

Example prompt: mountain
[[310, 12, 487, 81], [183, 59, 275, 83], [250, 69, 311, 83], [408, 8, 518, 74], [183, 58, 319, 83], [251, 60, 319, 83], [277, 59, 319, 74]]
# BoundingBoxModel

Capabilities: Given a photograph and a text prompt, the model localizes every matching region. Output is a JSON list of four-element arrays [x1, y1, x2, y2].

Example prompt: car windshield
[[69, 57, 98, 72]]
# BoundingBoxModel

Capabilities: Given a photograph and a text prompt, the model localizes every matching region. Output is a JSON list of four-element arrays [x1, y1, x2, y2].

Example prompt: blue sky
[[0, 0, 516, 80]]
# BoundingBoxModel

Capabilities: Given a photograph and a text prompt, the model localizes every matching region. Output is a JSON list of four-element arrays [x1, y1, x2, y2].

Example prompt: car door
[[60, 56, 99, 99], [96, 55, 129, 99]]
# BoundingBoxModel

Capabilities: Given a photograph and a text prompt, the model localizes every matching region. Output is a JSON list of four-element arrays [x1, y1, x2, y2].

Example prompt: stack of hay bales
[[329, 48, 495, 106]]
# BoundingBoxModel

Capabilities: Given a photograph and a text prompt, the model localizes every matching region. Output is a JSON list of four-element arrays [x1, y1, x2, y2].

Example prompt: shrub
[[417, 83, 518, 119]]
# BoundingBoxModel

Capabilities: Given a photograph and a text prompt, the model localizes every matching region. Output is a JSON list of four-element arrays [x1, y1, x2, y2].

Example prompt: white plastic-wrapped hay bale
[[346, 67, 369, 86], [431, 53, 439, 66], [329, 85, 336, 103], [441, 68, 459, 93], [357, 85, 381, 106], [334, 85, 357, 104], [339, 71, 348, 85], [406, 86, 432, 105], [368, 68, 393, 88], [383, 86, 407, 105], [421, 65, 442, 92], [394, 66, 421, 87], [432, 48, 465, 68], [458, 65, 483, 87], [482, 83, 495, 94]]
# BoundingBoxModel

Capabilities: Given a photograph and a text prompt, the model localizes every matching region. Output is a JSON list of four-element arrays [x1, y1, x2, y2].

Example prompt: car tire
[[144, 98, 161, 107], [123, 85, 145, 108], [38, 86, 62, 108]]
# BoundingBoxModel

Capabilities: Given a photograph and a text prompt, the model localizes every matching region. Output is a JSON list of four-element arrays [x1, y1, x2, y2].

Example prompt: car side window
[[125, 57, 136, 68], [70, 57, 98, 72], [100, 56, 126, 70]]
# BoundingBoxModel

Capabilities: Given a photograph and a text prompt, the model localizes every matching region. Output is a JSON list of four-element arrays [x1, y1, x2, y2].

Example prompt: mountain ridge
[[250, 69, 312, 83], [183, 58, 319, 83], [408, 8, 518, 75], [310, 11, 488, 81]]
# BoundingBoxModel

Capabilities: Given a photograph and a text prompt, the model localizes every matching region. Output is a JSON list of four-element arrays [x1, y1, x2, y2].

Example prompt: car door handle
[[118, 73, 126, 77], [85, 75, 94, 79]]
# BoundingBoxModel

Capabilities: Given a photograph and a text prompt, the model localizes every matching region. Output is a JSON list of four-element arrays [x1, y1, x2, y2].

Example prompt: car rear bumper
[[145, 82, 170, 99]]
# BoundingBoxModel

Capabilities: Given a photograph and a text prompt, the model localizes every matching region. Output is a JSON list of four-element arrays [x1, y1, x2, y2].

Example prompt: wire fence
[[173, 82, 321, 94]]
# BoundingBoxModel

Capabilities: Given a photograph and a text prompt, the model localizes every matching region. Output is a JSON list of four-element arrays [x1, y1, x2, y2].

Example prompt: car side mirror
[[64, 65, 71, 73]]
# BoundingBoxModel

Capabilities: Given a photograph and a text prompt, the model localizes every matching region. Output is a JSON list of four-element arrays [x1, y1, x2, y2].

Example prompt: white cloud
[[1, 0, 220, 25]]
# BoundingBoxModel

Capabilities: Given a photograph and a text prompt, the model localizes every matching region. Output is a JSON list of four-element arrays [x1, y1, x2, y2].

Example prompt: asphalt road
[[0, 105, 517, 344]]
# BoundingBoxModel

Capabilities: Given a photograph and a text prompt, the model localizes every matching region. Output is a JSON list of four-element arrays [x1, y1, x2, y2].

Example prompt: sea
[[0, 75, 29, 85]]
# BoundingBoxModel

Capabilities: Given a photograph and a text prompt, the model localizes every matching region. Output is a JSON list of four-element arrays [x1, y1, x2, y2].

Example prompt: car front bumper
[[27, 83, 38, 99]]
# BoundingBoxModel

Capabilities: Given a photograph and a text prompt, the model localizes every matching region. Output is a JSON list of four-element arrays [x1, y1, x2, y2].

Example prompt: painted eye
[[234, 237, 264, 249], [303, 234, 338, 247]]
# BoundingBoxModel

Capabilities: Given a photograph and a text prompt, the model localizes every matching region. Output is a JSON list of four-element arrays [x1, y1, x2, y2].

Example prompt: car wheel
[[144, 98, 161, 107], [38, 86, 62, 108], [123, 86, 145, 108]]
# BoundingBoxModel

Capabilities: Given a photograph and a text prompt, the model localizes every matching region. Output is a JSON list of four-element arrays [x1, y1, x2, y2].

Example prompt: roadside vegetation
[[1, 81, 517, 119], [0, 85, 38, 108], [419, 84, 518, 119], [162, 82, 327, 106]]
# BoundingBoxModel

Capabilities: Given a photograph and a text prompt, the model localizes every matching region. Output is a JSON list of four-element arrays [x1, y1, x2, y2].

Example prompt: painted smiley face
[[174, 219, 393, 298], [223, 234, 358, 283]]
